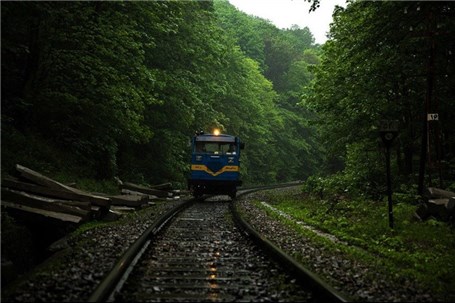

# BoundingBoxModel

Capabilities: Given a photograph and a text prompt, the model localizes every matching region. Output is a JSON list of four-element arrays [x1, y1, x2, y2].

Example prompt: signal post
[[379, 120, 399, 229]]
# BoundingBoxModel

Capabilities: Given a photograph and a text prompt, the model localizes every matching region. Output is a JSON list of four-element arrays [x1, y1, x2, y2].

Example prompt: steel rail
[[87, 198, 195, 302], [88, 182, 351, 302], [232, 184, 352, 303]]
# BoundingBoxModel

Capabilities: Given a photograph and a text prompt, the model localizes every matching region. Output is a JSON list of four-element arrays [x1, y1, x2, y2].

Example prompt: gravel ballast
[[1, 188, 450, 302], [236, 187, 446, 302]]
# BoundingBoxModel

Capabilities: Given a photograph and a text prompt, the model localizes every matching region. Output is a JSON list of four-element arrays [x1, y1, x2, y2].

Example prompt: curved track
[[87, 184, 350, 302]]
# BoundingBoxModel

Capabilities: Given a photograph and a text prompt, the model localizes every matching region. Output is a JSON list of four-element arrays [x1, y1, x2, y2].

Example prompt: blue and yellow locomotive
[[188, 129, 244, 199]]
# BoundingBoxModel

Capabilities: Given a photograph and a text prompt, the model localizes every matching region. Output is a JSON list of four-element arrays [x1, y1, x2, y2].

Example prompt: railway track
[[88, 185, 350, 302]]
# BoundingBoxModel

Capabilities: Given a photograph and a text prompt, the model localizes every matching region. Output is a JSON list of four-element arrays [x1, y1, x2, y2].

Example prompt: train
[[187, 129, 245, 199]]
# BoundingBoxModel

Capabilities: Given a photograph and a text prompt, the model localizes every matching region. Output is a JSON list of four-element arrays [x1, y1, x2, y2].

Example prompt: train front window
[[195, 142, 206, 153], [195, 142, 236, 155]]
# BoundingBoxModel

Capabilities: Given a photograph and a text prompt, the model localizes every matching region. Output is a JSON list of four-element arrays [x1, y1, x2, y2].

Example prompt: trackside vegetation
[[2, 1, 454, 194], [251, 187, 455, 300], [1, 0, 455, 297], [1, 0, 321, 187]]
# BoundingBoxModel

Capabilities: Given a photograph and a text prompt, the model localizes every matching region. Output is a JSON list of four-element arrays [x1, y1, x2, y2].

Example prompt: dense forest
[[2, 1, 454, 198]]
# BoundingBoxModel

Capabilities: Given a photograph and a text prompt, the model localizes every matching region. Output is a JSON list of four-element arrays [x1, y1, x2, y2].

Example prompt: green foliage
[[2, 0, 322, 187], [2, 1, 161, 178], [1, 124, 94, 179], [343, 141, 386, 198], [214, 0, 267, 68], [255, 188, 455, 296], [301, 1, 455, 194], [302, 173, 350, 199], [3, 0, 453, 194]]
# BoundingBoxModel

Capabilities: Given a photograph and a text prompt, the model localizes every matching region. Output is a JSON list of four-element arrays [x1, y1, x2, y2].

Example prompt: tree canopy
[[303, 1, 455, 195], [2, 0, 322, 186], [2, 0, 454, 196]]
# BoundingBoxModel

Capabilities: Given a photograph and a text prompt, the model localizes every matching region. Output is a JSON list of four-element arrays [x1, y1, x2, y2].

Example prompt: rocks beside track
[[236, 187, 445, 302], [1, 186, 451, 302], [0, 165, 185, 289], [1, 199, 187, 302]]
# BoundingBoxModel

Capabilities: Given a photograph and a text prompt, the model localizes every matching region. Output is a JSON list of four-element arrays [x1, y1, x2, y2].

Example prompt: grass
[[251, 187, 455, 299]]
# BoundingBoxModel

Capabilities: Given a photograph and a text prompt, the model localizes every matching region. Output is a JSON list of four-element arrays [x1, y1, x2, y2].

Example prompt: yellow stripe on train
[[191, 165, 239, 176]]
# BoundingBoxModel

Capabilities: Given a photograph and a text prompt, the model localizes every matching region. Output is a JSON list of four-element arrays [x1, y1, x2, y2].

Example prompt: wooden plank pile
[[1, 164, 186, 227], [115, 180, 184, 206], [1, 164, 111, 225], [415, 187, 455, 222]]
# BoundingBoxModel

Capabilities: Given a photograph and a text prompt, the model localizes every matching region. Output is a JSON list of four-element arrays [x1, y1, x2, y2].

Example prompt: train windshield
[[195, 141, 236, 155]]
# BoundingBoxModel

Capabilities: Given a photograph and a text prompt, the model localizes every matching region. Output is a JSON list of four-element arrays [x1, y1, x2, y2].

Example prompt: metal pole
[[386, 145, 394, 229]]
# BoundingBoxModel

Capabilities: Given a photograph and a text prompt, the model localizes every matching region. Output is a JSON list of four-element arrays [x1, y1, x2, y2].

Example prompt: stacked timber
[[1, 165, 187, 228], [118, 181, 182, 202], [415, 187, 455, 222], [1, 164, 111, 225]]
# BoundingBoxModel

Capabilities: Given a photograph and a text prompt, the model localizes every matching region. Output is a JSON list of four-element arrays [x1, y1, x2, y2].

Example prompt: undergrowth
[[253, 187, 455, 298]]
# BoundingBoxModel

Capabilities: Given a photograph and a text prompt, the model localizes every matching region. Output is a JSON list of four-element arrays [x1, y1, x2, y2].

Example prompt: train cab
[[188, 129, 244, 199]]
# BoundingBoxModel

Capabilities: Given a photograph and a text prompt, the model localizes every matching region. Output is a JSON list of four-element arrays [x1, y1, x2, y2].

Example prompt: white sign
[[427, 113, 439, 121]]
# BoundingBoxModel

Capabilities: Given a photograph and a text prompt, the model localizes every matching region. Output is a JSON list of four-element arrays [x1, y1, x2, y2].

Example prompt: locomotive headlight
[[196, 155, 202, 161], [213, 128, 220, 136]]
